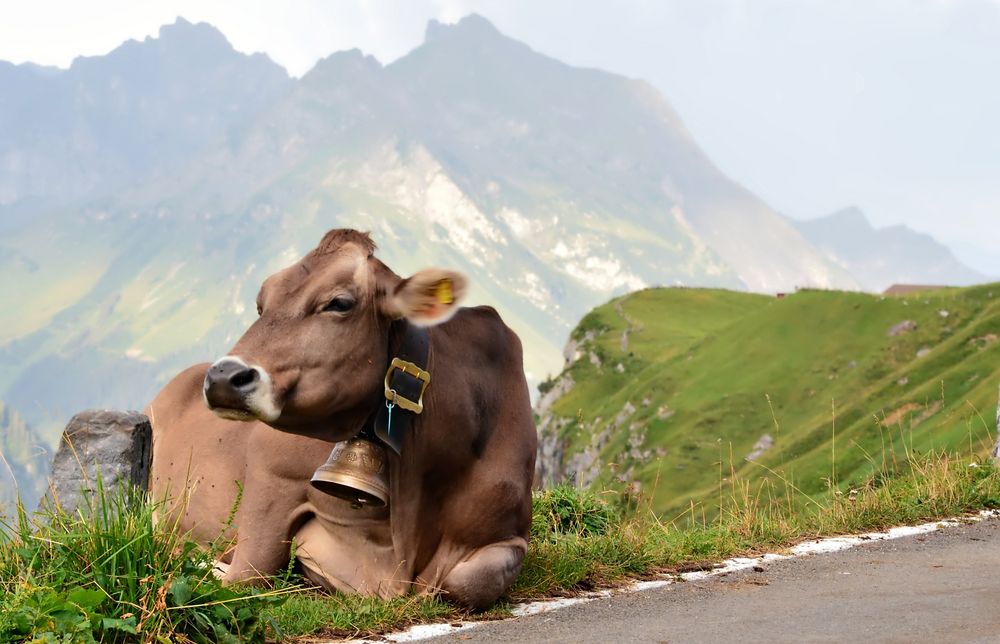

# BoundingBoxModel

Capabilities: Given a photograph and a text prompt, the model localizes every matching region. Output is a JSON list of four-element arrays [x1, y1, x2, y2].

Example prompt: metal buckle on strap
[[383, 358, 430, 414]]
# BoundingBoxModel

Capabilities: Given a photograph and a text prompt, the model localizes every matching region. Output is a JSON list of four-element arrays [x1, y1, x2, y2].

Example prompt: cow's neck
[[387, 319, 431, 374], [369, 319, 431, 454]]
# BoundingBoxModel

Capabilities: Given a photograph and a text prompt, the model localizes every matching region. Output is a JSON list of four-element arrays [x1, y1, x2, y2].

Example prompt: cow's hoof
[[211, 559, 230, 580]]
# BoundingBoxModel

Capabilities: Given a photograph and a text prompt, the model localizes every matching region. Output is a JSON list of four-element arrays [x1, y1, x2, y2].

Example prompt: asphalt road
[[428, 518, 1000, 643]]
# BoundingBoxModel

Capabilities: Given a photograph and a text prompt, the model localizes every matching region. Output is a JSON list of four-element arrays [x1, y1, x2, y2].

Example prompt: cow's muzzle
[[203, 356, 280, 422]]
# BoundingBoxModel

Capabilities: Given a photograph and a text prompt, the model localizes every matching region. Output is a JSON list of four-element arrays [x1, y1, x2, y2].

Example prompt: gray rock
[[43, 410, 151, 515], [534, 423, 566, 489], [534, 372, 575, 488], [745, 434, 775, 462], [562, 331, 596, 365], [613, 401, 636, 429], [536, 373, 574, 417], [888, 320, 917, 337], [565, 422, 613, 488]]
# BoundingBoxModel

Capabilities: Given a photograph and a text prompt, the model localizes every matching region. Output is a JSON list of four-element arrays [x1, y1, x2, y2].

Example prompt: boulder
[[43, 410, 151, 515]]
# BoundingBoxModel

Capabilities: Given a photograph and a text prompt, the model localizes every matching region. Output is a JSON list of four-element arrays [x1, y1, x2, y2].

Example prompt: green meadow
[[542, 283, 1000, 517]]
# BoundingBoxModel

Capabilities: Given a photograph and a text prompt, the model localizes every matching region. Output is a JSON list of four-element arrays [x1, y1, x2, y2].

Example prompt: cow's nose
[[204, 357, 259, 410]]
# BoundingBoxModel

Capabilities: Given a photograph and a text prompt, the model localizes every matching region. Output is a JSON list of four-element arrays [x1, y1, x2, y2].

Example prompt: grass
[[513, 449, 1000, 599], [0, 478, 289, 643], [2, 444, 999, 642]]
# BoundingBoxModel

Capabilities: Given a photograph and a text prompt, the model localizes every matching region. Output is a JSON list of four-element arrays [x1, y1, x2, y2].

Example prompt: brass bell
[[310, 437, 390, 509]]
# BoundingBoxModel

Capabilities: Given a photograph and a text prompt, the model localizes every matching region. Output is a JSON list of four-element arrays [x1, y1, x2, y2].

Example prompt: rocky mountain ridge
[[0, 15, 987, 509], [791, 207, 987, 292]]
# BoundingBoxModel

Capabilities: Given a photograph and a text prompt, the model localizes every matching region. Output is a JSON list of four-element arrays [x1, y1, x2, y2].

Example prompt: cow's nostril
[[229, 368, 259, 390]]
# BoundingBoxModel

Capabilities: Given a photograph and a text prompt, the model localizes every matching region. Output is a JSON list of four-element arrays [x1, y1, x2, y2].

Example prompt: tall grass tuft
[[530, 485, 619, 541]]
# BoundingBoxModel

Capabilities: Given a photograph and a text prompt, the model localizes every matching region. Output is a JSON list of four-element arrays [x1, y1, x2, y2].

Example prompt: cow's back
[[408, 306, 536, 574], [430, 305, 536, 479]]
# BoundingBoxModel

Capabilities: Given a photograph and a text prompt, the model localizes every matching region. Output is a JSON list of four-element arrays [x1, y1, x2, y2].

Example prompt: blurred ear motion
[[390, 268, 468, 326]]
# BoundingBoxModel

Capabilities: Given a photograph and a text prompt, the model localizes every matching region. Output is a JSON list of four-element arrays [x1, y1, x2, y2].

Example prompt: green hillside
[[537, 284, 1000, 517]]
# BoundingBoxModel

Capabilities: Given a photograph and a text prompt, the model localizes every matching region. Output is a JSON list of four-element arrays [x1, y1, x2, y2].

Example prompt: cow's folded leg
[[439, 537, 527, 611]]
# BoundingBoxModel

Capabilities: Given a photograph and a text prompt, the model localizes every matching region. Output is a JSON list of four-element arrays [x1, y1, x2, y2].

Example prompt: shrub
[[530, 485, 619, 541]]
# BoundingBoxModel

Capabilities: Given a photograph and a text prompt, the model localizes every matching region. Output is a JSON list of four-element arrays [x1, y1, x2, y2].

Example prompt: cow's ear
[[387, 268, 467, 326]]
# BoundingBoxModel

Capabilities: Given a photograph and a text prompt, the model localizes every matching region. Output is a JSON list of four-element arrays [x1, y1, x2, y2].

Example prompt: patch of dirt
[[912, 401, 942, 426], [970, 333, 998, 349], [721, 576, 770, 590], [880, 401, 942, 428], [881, 403, 922, 426]]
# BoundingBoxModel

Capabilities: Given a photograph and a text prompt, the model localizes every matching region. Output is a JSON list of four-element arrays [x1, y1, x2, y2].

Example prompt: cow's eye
[[323, 296, 355, 313]]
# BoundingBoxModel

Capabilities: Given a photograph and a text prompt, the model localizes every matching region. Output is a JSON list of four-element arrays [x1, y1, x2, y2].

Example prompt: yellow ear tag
[[435, 279, 454, 305]]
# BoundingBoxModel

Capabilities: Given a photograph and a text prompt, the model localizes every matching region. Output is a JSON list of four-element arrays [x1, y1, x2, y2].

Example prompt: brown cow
[[147, 229, 536, 609]]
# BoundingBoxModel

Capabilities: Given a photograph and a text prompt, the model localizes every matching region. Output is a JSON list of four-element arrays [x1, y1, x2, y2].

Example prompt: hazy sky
[[2, 0, 997, 275]]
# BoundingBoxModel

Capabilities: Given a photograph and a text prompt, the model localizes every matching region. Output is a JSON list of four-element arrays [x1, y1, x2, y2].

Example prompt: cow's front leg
[[221, 489, 306, 585], [439, 537, 527, 610], [223, 529, 294, 584]]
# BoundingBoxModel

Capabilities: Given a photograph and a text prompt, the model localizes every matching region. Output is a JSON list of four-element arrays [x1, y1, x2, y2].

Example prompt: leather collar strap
[[372, 320, 429, 454]]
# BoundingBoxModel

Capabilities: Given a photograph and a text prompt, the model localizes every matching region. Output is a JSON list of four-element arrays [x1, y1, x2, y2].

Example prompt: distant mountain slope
[[0, 401, 50, 516], [791, 207, 987, 292], [389, 16, 857, 294], [0, 15, 864, 451], [536, 283, 1000, 516], [0, 18, 292, 210]]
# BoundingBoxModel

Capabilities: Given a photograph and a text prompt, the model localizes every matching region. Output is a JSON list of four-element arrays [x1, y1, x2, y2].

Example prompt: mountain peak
[[792, 206, 985, 291], [425, 13, 502, 43], [155, 17, 234, 54], [305, 48, 382, 81], [69, 16, 238, 73], [824, 206, 873, 231]]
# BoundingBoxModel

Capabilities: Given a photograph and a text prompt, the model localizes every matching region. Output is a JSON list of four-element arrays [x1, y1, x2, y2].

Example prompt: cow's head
[[203, 229, 467, 435]]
